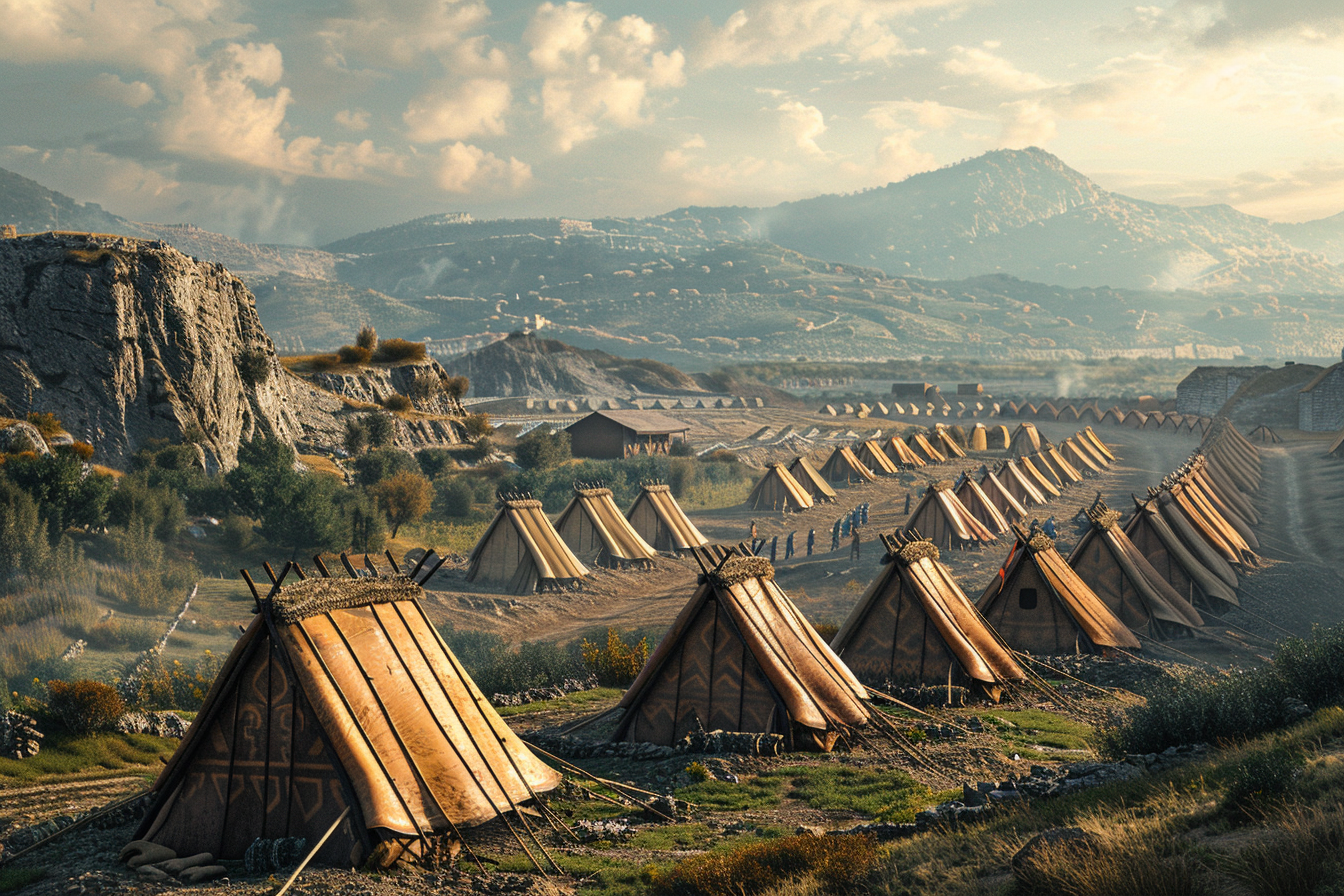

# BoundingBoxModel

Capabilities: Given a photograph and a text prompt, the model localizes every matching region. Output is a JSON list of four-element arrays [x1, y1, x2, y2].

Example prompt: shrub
[[337, 344, 372, 364], [343, 418, 369, 455], [436, 477, 475, 518], [356, 325, 378, 351], [1221, 804, 1344, 896], [383, 393, 413, 412], [129, 651, 224, 711], [650, 833, 878, 896], [513, 428, 571, 471], [443, 375, 469, 400], [364, 412, 397, 448], [354, 448, 419, 487], [46, 679, 125, 733], [309, 353, 341, 371], [1221, 746, 1305, 822], [416, 448, 455, 479], [581, 628, 649, 687], [237, 347, 272, 386], [463, 413, 494, 439], [25, 412, 63, 441], [58, 440, 95, 460], [372, 338, 427, 363]]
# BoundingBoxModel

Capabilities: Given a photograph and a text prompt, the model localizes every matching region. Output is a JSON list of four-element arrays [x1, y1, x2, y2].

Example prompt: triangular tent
[[136, 558, 561, 869], [856, 439, 901, 475], [976, 525, 1140, 655], [904, 481, 997, 549], [554, 485, 659, 568], [1122, 410, 1147, 428], [613, 553, 870, 752], [819, 444, 876, 484], [1123, 496, 1239, 609], [468, 495, 590, 593], [979, 464, 1030, 520], [1008, 423, 1043, 457], [995, 460, 1047, 507], [627, 483, 708, 553], [831, 532, 1025, 701], [885, 435, 926, 468], [1056, 404, 1080, 422], [1060, 437, 1102, 475], [907, 432, 946, 463], [1067, 498, 1203, 639], [935, 428, 967, 458], [1044, 446, 1084, 483], [1016, 455, 1062, 498], [987, 424, 1011, 450], [1036, 401, 1060, 420], [1082, 427, 1115, 461], [953, 471, 1011, 535], [1249, 424, 1282, 444], [970, 423, 989, 451], [787, 456, 838, 503], [747, 463, 815, 513]]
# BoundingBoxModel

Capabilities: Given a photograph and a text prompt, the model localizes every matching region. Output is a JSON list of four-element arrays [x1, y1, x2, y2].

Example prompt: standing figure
[[807, 529, 815, 556], [785, 531, 795, 559], [831, 519, 841, 551], [850, 527, 861, 560], [770, 535, 778, 563]]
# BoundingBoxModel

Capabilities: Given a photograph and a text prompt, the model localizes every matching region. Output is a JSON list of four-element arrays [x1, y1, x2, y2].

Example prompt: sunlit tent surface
[[747, 463, 814, 512], [904, 480, 997, 549], [1067, 497, 1203, 639], [1124, 495, 1239, 609], [857, 439, 901, 475], [977, 525, 1140, 655], [819, 444, 876, 485], [467, 495, 590, 593], [554, 485, 659, 568], [136, 566, 560, 868], [884, 435, 926, 468], [626, 483, 708, 553], [953, 471, 1011, 535], [787, 456, 839, 502], [614, 554, 870, 752], [977, 464, 1030, 521], [831, 533, 1025, 701]]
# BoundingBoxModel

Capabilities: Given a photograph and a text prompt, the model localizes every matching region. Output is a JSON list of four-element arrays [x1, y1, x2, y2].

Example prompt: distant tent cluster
[[469, 483, 708, 593]]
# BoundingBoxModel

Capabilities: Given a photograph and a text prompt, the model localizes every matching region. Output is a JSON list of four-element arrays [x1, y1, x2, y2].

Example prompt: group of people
[[749, 501, 871, 563]]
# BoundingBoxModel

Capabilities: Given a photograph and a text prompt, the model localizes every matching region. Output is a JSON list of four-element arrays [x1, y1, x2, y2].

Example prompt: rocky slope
[[442, 331, 707, 398], [0, 233, 307, 470]]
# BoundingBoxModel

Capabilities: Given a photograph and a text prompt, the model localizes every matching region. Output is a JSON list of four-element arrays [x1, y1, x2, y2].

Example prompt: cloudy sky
[[1, 0, 1341, 245]]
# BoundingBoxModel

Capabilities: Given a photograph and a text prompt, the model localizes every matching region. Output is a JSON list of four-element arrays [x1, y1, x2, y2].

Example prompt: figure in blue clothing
[[1043, 516, 1058, 539], [785, 531, 795, 559], [807, 528, 816, 556], [860, 503, 869, 525], [831, 519, 842, 551], [841, 515, 852, 539], [770, 535, 778, 562]]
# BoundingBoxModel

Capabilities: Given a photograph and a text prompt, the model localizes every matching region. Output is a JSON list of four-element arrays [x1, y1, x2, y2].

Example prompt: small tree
[[356, 325, 378, 351], [463, 413, 494, 439], [343, 418, 369, 455], [370, 470, 433, 537], [364, 412, 397, 448], [236, 347, 271, 386], [436, 476, 475, 518], [514, 428, 571, 471]]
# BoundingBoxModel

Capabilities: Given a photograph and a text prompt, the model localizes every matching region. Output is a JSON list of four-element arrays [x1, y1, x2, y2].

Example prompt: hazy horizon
[[2, 0, 1341, 246]]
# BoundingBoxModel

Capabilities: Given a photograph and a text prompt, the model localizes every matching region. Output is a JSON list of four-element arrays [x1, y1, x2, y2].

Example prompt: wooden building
[[565, 410, 690, 459]]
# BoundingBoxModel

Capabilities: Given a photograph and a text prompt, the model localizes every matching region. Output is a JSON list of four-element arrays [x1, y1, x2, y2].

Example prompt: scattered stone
[[491, 675, 600, 707], [827, 822, 918, 841], [120, 840, 176, 868], [158, 852, 215, 875], [116, 711, 189, 738], [1011, 827, 1099, 890], [178, 865, 229, 884], [0, 710, 43, 759], [574, 819, 635, 843]]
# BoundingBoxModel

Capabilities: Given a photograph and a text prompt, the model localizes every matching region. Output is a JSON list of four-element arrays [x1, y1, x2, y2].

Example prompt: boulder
[[1011, 827, 1098, 891], [0, 421, 49, 455]]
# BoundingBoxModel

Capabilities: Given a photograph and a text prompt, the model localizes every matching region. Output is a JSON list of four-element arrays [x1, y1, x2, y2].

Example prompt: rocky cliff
[[309, 360, 467, 417], [0, 233, 304, 470]]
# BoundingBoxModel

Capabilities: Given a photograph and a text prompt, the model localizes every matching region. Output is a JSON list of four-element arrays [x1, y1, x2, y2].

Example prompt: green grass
[[492, 851, 666, 896], [986, 709, 1094, 754], [775, 764, 945, 823], [495, 687, 624, 718], [629, 823, 717, 851], [0, 867, 47, 893], [676, 774, 788, 812], [0, 731, 176, 784]]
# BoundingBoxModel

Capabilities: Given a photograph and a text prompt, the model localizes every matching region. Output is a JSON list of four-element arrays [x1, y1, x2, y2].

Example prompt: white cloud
[[334, 108, 371, 131], [435, 142, 532, 193], [777, 100, 827, 155], [404, 78, 512, 143], [1104, 1, 1344, 49], [89, 73, 156, 107], [997, 100, 1057, 148], [865, 100, 964, 132], [524, 2, 686, 152], [943, 46, 1054, 93], [693, 0, 952, 69], [316, 0, 498, 70]]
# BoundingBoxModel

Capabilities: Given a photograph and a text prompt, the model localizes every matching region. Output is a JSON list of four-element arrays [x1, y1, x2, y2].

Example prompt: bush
[[337, 344, 372, 364], [129, 651, 224, 711], [309, 353, 341, 371], [25, 412, 63, 441], [57, 440, 95, 460], [651, 833, 878, 896], [581, 628, 649, 687], [436, 477, 476, 518], [364, 412, 397, 448], [443, 375, 469, 400], [372, 338, 427, 363], [1222, 746, 1305, 822], [513, 428, 571, 471], [438, 624, 585, 696], [463, 413, 494, 439], [343, 418, 369, 455], [356, 325, 378, 351], [46, 679, 125, 733], [237, 347, 271, 386], [354, 448, 419, 487], [416, 448, 456, 479], [383, 393, 414, 412]]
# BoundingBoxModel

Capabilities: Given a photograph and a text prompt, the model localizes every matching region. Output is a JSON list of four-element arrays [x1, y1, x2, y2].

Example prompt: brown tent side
[[1017, 455, 1063, 498], [1082, 426, 1116, 462], [1124, 497, 1239, 609], [954, 473, 1011, 535], [1045, 446, 1084, 484], [627, 484, 709, 553], [987, 424, 1011, 450], [831, 533, 1025, 700], [1008, 423, 1043, 457], [467, 497, 591, 593], [788, 456, 839, 502], [819, 444, 876, 484], [976, 526, 1140, 655], [857, 439, 901, 475], [1060, 438, 1102, 475], [1067, 498, 1203, 639], [137, 569, 561, 868], [747, 463, 815, 512], [908, 432, 947, 463], [555, 486, 660, 567], [996, 460, 1048, 507], [935, 428, 967, 458], [885, 435, 927, 468], [904, 481, 997, 549], [614, 555, 870, 751], [979, 464, 1031, 519]]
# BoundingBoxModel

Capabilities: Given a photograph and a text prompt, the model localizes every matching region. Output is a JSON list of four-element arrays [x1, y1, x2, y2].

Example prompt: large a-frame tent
[[819, 444, 876, 484], [788, 456, 838, 503], [613, 553, 870, 752], [935, 427, 967, 459], [1008, 423, 1044, 457], [627, 483, 708, 553], [856, 439, 901, 475], [884, 435, 926, 469], [953, 471, 1011, 535], [554, 485, 659, 568], [1016, 455, 1062, 499], [831, 533, 1025, 701], [468, 495, 590, 593], [747, 463, 815, 512], [904, 481, 997, 549], [995, 460, 1047, 508], [1060, 437, 1102, 475], [976, 525, 1140, 655], [135, 557, 561, 869], [1067, 498, 1203, 639], [907, 432, 947, 463], [1124, 496, 1239, 609], [978, 464, 1030, 520]]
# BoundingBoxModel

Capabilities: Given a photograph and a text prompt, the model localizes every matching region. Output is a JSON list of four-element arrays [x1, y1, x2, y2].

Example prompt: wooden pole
[[273, 806, 351, 896]]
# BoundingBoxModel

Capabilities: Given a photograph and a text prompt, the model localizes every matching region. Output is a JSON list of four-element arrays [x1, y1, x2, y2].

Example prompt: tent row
[[467, 484, 709, 594]]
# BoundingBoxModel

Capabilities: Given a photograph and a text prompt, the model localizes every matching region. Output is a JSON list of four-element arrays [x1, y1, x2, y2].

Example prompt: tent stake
[[273, 806, 351, 896]]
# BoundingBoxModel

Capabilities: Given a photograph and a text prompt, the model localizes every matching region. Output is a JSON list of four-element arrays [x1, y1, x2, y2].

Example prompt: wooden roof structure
[[831, 532, 1025, 701], [613, 552, 870, 752], [467, 495, 590, 594], [787, 456, 838, 502], [554, 484, 659, 568], [136, 554, 561, 869], [747, 463, 814, 513], [819, 444, 876, 484], [976, 524, 1140, 655], [626, 483, 708, 553], [1067, 497, 1203, 639], [903, 480, 997, 549]]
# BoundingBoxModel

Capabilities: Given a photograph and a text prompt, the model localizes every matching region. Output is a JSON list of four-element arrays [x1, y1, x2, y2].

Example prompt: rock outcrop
[[0, 233, 303, 470], [310, 360, 466, 416]]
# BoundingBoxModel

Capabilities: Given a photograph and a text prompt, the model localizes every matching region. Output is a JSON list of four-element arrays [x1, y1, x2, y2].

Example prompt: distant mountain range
[[3, 150, 1344, 364]]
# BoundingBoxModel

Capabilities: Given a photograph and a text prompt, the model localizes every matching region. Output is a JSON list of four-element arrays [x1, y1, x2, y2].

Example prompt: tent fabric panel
[[1069, 533, 1152, 632], [1033, 545, 1140, 649], [583, 492, 659, 561], [819, 446, 875, 483], [908, 433, 946, 463], [884, 437, 926, 467], [858, 440, 900, 475], [978, 552, 1083, 655], [920, 560, 1026, 683], [996, 462, 1046, 507], [1125, 505, 1238, 607], [627, 488, 708, 551], [1155, 495, 1240, 587], [980, 469, 1029, 520], [1017, 457, 1062, 497], [788, 456, 840, 499], [466, 510, 530, 588], [955, 478, 1011, 534], [507, 504, 590, 583], [748, 466, 814, 512]]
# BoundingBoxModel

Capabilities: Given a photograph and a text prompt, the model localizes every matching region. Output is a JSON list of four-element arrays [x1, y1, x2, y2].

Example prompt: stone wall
[[1175, 365, 1269, 416], [1300, 364, 1344, 432]]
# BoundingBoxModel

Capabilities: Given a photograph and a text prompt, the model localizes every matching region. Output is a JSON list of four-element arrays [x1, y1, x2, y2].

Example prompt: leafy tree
[[356, 325, 378, 351], [364, 412, 396, 448], [513, 428, 572, 471], [370, 471, 433, 537], [255, 473, 347, 554], [225, 437, 299, 518], [343, 418, 369, 456], [106, 475, 187, 542], [4, 452, 112, 539], [345, 489, 387, 554], [415, 447, 455, 479], [0, 478, 50, 588], [353, 448, 419, 487], [435, 477, 475, 518], [463, 413, 494, 439]]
